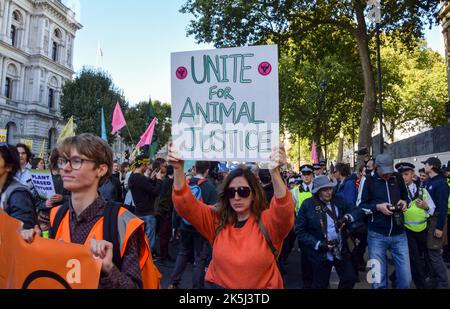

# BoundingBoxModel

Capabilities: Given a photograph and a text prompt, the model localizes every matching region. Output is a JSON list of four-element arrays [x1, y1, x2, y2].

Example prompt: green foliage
[[379, 38, 448, 141], [123, 100, 172, 153], [280, 26, 363, 158], [180, 0, 441, 153], [60, 68, 127, 144]]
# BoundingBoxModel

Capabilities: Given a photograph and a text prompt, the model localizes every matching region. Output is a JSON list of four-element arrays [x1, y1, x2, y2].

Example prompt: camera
[[389, 203, 404, 226], [327, 239, 343, 261]]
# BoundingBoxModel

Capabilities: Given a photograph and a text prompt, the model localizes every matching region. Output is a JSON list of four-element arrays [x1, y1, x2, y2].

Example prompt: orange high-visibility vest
[[50, 206, 161, 289]]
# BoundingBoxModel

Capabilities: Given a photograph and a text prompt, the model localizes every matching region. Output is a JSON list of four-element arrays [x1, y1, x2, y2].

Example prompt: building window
[[48, 88, 55, 109], [5, 77, 12, 99], [48, 129, 56, 151], [52, 42, 58, 61], [10, 25, 17, 47]]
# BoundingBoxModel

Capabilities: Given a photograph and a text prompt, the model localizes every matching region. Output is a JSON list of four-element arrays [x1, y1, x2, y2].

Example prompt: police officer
[[396, 162, 435, 289], [320, 160, 328, 176], [292, 165, 314, 214], [313, 163, 322, 178]]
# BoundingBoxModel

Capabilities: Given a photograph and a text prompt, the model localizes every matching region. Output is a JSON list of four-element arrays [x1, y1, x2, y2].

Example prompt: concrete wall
[[373, 124, 450, 169]]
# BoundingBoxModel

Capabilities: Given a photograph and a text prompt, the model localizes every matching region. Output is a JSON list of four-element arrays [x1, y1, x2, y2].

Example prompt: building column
[[1, 57, 8, 96], [1, 0, 10, 40], [22, 12, 30, 52], [19, 64, 25, 101], [0, 56, 4, 96]]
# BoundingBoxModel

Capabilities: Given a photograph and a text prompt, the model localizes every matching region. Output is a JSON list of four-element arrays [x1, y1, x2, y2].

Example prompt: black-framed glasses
[[225, 186, 252, 199], [57, 157, 96, 170]]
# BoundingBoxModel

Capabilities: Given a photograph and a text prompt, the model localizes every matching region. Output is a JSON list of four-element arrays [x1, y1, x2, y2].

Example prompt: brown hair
[[216, 167, 267, 231], [57, 133, 112, 186]]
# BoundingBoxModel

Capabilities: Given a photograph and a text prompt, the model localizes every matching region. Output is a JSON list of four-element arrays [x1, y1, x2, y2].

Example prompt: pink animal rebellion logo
[[258, 62, 272, 76], [176, 66, 188, 80]]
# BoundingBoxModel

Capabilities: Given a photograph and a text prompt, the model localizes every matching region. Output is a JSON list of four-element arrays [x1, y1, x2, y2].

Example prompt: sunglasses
[[225, 186, 252, 199], [302, 172, 313, 176]]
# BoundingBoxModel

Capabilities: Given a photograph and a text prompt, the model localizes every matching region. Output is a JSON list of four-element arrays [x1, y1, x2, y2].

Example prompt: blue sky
[[68, 0, 446, 106]]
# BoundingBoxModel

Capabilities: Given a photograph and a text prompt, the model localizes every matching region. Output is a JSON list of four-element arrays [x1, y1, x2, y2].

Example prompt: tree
[[60, 68, 127, 143], [379, 38, 448, 141], [280, 25, 363, 160], [123, 100, 172, 154], [180, 0, 440, 158]]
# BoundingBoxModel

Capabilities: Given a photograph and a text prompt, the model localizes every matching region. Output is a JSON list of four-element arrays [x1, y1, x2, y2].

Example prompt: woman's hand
[[167, 143, 184, 170], [168, 143, 186, 191], [268, 146, 287, 172], [268, 146, 288, 199], [90, 238, 114, 275]]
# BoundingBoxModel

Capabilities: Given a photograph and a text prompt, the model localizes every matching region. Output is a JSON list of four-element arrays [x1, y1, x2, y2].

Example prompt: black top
[[128, 173, 162, 216]]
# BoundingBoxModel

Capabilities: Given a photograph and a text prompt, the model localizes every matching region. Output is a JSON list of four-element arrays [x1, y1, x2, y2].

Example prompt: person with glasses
[[21, 134, 161, 289], [0, 144, 37, 229], [168, 144, 294, 289]]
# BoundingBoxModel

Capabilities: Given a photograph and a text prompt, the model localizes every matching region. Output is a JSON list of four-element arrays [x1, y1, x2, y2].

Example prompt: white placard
[[30, 170, 56, 199], [171, 45, 279, 162]]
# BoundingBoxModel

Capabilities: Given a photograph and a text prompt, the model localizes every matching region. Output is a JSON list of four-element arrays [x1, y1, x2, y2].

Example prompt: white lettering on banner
[[66, 259, 81, 284], [366, 259, 381, 284]]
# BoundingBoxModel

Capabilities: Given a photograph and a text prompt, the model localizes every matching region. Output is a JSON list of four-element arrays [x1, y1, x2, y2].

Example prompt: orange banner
[[0, 212, 101, 289]]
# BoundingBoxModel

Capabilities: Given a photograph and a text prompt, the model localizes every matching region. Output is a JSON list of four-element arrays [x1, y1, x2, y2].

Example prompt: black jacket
[[3, 179, 37, 229], [359, 172, 410, 236], [295, 195, 363, 263], [128, 173, 162, 216]]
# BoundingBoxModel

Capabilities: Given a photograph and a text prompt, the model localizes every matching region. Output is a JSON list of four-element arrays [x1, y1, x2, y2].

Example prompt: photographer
[[295, 176, 363, 289], [359, 154, 411, 289]]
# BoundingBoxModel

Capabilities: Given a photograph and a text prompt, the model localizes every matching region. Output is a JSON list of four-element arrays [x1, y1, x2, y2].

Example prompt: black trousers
[[406, 228, 428, 289], [300, 246, 313, 289], [279, 229, 296, 270], [310, 255, 356, 289]]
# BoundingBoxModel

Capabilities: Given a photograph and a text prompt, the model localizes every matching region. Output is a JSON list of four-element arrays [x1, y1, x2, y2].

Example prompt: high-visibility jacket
[[50, 205, 161, 289], [292, 185, 313, 215], [404, 189, 429, 233]]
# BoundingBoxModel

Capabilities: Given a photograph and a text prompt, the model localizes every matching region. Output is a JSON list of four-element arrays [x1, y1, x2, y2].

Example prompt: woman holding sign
[[0, 144, 36, 229], [168, 144, 295, 289]]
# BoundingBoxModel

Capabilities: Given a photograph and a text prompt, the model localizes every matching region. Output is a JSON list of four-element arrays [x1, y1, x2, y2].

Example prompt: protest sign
[[0, 212, 101, 289], [30, 169, 56, 199], [0, 129, 6, 143], [171, 45, 279, 162]]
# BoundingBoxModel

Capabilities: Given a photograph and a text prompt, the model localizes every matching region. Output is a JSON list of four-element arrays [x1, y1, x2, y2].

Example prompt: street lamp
[[320, 80, 328, 164], [368, 0, 384, 154]]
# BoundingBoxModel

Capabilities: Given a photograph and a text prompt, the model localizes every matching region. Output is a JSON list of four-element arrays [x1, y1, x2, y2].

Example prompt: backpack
[[50, 202, 161, 289], [182, 178, 207, 226]]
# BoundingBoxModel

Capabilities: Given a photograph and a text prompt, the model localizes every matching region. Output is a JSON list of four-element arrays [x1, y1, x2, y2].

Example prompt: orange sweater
[[172, 184, 295, 289]]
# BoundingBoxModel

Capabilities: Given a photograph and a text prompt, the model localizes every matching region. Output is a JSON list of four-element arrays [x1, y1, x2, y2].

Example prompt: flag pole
[[125, 126, 135, 146]]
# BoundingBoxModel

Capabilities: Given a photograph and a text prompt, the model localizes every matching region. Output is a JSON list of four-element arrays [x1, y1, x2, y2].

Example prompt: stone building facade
[[0, 0, 81, 155]]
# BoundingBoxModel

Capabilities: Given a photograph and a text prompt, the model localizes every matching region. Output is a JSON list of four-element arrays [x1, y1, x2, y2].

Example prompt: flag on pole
[[148, 99, 158, 159], [311, 142, 319, 164], [57, 116, 75, 144], [112, 101, 126, 134], [39, 140, 45, 159], [136, 118, 157, 148], [101, 107, 107, 142]]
